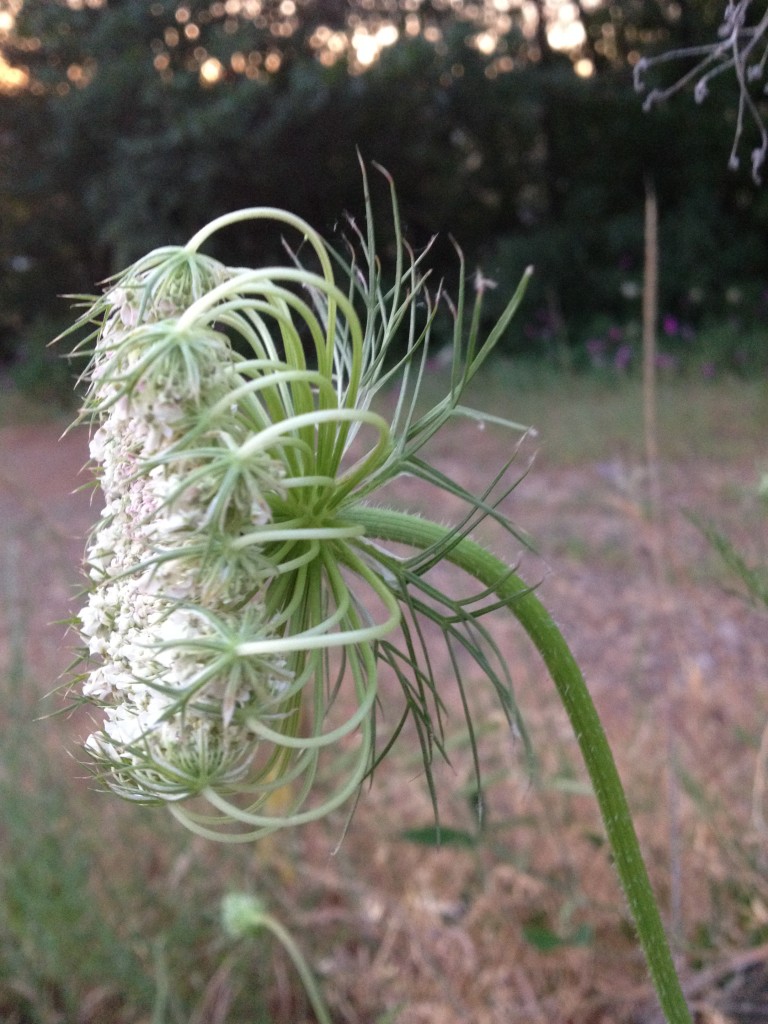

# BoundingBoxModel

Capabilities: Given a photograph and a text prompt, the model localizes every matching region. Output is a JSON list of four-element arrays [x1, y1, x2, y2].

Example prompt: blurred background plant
[[635, 0, 768, 183]]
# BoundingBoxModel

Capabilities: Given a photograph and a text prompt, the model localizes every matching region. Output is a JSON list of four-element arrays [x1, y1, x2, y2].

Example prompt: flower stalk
[[222, 893, 333, 1024], [348, 506, 692, 1024], [63, 167, 690, 1022]]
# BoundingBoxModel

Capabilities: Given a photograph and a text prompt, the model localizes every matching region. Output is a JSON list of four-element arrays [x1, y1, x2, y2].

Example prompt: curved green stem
[[348, 505, 692, 1024], [258, 912, 333, 1024], [221, 894, 333, 1024]]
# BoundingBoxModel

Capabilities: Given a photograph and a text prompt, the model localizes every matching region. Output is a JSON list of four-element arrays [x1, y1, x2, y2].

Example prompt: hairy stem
[[349, 505, 692, 1024]]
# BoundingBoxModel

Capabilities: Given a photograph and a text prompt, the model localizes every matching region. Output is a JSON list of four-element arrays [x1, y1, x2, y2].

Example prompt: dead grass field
[[1, 373, 767, 1024]]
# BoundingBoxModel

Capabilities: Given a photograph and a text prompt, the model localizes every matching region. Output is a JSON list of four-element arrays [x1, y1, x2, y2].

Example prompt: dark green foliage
[[1, 0, 767, 398]]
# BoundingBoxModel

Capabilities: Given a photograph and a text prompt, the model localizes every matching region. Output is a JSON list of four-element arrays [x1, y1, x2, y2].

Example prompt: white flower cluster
[[77, 267, 292, 803]]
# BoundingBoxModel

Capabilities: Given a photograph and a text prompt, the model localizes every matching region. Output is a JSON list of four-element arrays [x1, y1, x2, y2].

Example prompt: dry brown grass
[[1, 373, 767, 1023]]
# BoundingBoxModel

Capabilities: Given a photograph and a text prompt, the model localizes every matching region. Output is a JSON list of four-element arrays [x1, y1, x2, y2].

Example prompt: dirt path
[[0, 421, 93, 684]]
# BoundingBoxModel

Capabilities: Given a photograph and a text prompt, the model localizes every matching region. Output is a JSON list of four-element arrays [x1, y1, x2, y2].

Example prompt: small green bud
[[221, 892, 266, 939]]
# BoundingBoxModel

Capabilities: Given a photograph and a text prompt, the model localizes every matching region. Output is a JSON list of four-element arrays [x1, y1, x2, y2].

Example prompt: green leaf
[[399, 825, 477, 848], [522, 922, 593, 952]]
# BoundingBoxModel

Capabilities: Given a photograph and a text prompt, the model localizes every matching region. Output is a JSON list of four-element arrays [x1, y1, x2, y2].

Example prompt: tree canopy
[[1, 0, 767, 386]]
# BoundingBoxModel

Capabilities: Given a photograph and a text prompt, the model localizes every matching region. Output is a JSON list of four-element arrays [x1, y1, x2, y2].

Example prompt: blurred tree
[[0, 0, 766, 385]]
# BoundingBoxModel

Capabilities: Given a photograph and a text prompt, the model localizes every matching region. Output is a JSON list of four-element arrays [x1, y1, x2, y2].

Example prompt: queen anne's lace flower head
[[66, 189, 531, 842], [76, 259, 293, 802], [68, 212, 404, 840]]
